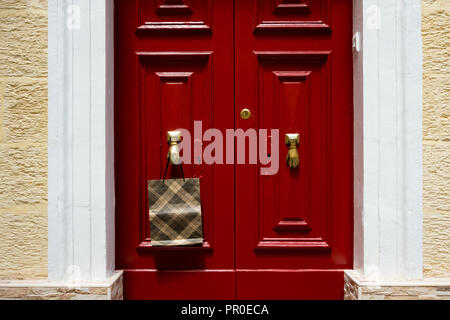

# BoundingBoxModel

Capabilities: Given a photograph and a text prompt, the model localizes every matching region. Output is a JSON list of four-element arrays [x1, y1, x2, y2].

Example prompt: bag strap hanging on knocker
[[162, 155, 185, 183]]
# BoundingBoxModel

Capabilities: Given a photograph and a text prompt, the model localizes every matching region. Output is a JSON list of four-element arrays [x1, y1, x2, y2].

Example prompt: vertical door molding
[[352, 0, 423, 280], [48, 0, 115, 281]]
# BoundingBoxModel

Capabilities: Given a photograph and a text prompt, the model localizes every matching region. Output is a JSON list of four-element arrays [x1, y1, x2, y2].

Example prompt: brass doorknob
[[240, 108, 252, 120]]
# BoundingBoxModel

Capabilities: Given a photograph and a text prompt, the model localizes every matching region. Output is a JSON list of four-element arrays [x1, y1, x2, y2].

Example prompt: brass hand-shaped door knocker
[[163, 130, 185, 183], [285, 133, 300, 169], [167, 130, 183, 166]]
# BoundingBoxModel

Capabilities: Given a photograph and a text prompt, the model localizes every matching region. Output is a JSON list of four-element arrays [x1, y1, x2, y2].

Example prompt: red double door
[[115, 0, 353, 300]]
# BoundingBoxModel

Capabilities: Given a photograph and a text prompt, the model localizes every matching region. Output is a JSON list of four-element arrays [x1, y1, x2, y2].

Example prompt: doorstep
[[344, 270, 450, 300], [0, 271, 123, 300]]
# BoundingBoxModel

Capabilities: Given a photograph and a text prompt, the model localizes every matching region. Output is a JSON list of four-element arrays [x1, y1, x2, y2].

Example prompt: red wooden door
[[235, 0, 353, 300], [115, 0, 353, 300]]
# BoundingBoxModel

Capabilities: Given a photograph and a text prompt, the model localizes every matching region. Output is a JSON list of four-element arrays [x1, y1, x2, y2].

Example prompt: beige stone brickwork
[[0, 0, 48, 279], [422, 0, 450, 279]]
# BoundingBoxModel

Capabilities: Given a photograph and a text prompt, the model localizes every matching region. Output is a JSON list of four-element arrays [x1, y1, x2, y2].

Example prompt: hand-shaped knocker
[[167, 131, 183, 166], [285, 134, 300, 169]]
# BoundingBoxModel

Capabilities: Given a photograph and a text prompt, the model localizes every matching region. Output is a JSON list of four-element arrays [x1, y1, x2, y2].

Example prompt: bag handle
[[162, 156, 185, 183]]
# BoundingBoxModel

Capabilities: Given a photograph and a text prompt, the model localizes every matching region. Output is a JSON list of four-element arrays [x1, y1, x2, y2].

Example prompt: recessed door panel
[[137, 0, 213, 33], [255, 51, 332, 252], [254, 0, 331, 32], [137, 52, 216, 253]]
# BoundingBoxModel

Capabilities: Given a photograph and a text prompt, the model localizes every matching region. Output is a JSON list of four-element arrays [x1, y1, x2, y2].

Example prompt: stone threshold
[[0, 271, 123, 300], [345, 270, 450, 300]]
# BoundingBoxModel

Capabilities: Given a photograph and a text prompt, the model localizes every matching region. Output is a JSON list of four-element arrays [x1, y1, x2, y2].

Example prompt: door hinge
[[352, 32, 361, 53]]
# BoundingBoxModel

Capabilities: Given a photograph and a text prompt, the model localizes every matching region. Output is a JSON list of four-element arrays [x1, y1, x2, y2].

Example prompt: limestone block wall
[[422, 0, 450, 278], [0, 0, 48, 279]]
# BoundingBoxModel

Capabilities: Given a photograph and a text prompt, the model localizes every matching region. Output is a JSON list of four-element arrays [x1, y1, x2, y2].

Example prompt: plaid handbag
[[148, 165, 204, 247]]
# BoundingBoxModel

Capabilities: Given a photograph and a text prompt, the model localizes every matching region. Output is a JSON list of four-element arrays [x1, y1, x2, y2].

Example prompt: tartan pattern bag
[[148, 178, 204, 246]]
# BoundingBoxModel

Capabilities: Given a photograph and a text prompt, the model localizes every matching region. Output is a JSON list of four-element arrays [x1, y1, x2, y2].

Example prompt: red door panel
[[138, 51, 218, 255], [253, 51, 333, 253], [137, 0, 213, 33], [237, 270, 345, 300], [234, 0, 353, 296], [254, 0, 331, 32], [124, 270, 236, 300]]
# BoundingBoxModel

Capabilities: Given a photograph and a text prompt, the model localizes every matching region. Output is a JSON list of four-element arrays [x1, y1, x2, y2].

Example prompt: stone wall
[[0, 0, 48, 279], [422, 0, 450, 278]]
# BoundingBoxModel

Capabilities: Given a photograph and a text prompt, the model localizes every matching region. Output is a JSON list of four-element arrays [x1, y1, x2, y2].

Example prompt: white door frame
[[48, 0, 423, 282], [48, 0, 115, 280], [352, 0, 423, 281]]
